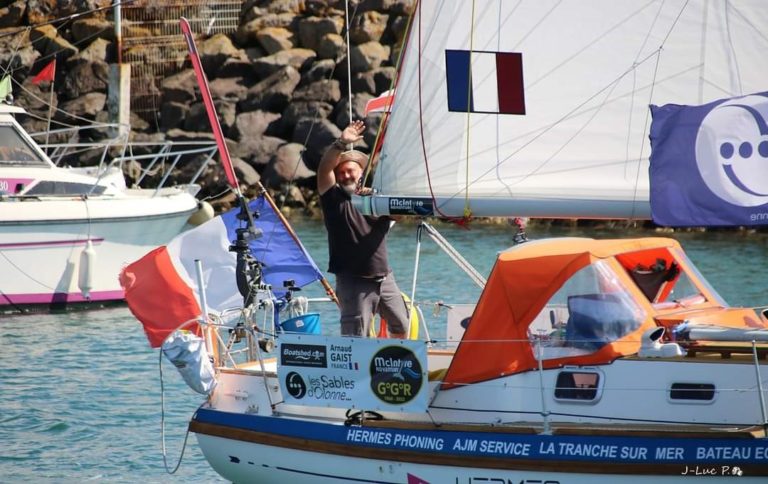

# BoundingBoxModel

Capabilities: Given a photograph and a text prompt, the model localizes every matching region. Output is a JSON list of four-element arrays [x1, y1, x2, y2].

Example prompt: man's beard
[[340, 180, 357, 195]]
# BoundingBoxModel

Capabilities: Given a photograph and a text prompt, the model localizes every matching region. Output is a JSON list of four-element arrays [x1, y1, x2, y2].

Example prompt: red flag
[[365, 89, 395, 115], [120, 246, 202, 347], [31, 60, 56, 85], [179, 18, 240, 192]]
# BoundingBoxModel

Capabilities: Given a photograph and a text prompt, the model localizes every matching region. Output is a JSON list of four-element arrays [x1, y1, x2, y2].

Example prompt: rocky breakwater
[[0, 0, 414, 214]]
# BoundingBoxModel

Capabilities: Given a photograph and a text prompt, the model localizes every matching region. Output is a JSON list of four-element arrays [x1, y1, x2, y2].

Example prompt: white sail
[[368, 0, 768, 219]]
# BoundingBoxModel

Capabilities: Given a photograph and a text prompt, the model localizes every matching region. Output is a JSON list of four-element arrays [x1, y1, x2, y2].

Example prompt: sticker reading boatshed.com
[[370, 346, 423, 405]]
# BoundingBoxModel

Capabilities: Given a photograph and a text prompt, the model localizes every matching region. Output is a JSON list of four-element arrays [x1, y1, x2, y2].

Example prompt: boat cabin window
[[23, 181, 106, 196], [669, 383, 716, 401], [0, 125, 46, 166], [554, 371, 600, 401], [530, 261, 646, 360], [617, 248, 726, 309]]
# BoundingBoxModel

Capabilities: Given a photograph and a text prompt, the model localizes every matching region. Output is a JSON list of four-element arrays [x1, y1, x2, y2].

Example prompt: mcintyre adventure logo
[[369, 346, 423, 404]]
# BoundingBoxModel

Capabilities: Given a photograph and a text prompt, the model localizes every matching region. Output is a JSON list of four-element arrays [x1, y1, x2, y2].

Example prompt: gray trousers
[[335, 271, 408, 337]]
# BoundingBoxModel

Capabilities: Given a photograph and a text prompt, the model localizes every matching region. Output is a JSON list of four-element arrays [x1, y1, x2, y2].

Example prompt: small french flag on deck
[[445, 50, 525, 115]]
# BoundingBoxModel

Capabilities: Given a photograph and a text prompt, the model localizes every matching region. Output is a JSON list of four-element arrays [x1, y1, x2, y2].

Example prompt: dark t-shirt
[[320, 185, 390, 277]]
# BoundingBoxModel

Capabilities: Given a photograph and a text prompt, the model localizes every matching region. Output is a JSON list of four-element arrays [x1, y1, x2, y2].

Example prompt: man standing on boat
[[317, 120, 408, 339]]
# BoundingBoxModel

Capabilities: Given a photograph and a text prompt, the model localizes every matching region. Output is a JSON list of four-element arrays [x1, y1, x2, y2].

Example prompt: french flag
[[445, 50, 525, 115], [120, 196, 323, 347]]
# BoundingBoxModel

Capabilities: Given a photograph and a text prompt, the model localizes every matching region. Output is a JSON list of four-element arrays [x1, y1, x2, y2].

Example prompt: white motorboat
[[0, 102, 215, 312]]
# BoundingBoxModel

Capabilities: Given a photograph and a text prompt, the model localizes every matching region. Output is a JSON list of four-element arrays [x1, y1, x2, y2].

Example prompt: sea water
[[1, 218, 766, 482]]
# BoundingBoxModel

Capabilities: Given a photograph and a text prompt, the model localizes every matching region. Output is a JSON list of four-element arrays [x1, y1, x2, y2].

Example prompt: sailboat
[[123, 2, 768, 482]]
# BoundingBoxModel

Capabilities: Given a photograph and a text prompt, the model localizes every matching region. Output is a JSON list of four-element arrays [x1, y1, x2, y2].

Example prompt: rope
[[630, 0, 690, 220], [158, 348, 193, 475], [344, 0, 353, 125], [420, 222, 486, 288], [361, 1, 417, 188], [462, 1, 477, 221], [415, 0, 470, 227]]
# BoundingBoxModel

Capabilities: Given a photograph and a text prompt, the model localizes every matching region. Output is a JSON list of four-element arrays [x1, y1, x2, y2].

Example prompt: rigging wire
[[0, 0, 136, 41], [360, 2, 416, 188], [630, 0, 691, 220], [344, 0, 353, 127], [461, 0, 477, 221], [415, 0, 469, 227]]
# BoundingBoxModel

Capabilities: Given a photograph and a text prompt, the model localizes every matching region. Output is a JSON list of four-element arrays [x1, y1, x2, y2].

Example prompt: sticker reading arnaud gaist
[[370, 346, 423, 405]]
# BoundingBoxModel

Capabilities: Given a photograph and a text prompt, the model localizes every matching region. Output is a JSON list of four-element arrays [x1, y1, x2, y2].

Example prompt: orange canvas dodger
[[442, 238, 682, 389]]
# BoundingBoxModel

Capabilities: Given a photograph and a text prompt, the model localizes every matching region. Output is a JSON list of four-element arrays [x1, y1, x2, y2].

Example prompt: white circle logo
[[695, 95, 768, 207]]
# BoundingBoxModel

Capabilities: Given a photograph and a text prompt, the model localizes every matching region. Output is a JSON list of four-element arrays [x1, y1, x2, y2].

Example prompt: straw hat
[[338, 150, 368, 168]]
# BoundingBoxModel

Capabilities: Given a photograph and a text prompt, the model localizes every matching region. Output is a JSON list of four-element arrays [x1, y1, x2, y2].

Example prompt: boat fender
[[161, 330, 217, 395], [78, 240, 96, 299], [187, 200, 214, 226], [639, 327, 686, 358], [375, 292, 420, 340]]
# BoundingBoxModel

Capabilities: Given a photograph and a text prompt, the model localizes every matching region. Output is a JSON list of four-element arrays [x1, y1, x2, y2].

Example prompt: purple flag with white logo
[[649, 92, 768, 227]]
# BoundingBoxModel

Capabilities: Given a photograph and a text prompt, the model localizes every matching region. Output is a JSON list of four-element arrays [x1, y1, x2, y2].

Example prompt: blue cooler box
[[279, 313, 321, 334]]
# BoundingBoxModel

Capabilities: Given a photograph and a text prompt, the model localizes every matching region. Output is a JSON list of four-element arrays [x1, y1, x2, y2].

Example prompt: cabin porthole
[[553, 370, 601, 402], [669, 383, 716, 403]]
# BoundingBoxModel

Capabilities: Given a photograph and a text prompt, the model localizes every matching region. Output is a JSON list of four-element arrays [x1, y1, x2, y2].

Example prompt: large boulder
[[199, 34, 247, 77], [183, 101, 237, 136], [291, 117, 341, 171], [30, 25, 77, 64], [71, 17, 115, 44], [231, 134, 286, 169], [281, 101, 334, 133], [262, 142, 315, 188], [0, 1, 25, 28], [237, 12, 298, 45], [209, 77, 248, 103], [0, 29, 37, 78], [232, 110, 282, 141], [349, 41, 390, 72], [349, 11, 389, 44], [239, 65, 301, 113], [296, 16, 343, 51], [251, 48, 316, 79], [316, 33, 344, 60], [61, 38, 110, 99], [293, 79, 341, 104], [58, 92, 106, 119], [300, 59, 336, 86], [161, 69, 197, 105], [256, 27, 295, 54]]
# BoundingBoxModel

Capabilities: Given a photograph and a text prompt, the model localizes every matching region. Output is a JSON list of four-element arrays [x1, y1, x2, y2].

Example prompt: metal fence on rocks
[[120, 1, 242, 127]]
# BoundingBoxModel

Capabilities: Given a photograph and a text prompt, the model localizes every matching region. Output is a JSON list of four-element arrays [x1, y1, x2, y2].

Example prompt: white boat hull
[[189, 349, 768, 483], [0, 190, 197, 310], [193, 412, 766, 483], [199, 435, 684, 484]]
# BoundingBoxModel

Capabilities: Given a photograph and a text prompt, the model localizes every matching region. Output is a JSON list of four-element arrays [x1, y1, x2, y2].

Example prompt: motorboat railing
[[30, 124, 218, 193]]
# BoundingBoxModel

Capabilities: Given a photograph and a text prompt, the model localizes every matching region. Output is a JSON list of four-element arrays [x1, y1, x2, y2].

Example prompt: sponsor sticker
[[389, 198, 434, 216], [370, 346, 424, 405], [281, 343, 328, 368]]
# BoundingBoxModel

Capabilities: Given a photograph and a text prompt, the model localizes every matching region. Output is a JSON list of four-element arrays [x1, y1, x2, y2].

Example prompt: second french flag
[[445, 50, 525, 115]]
